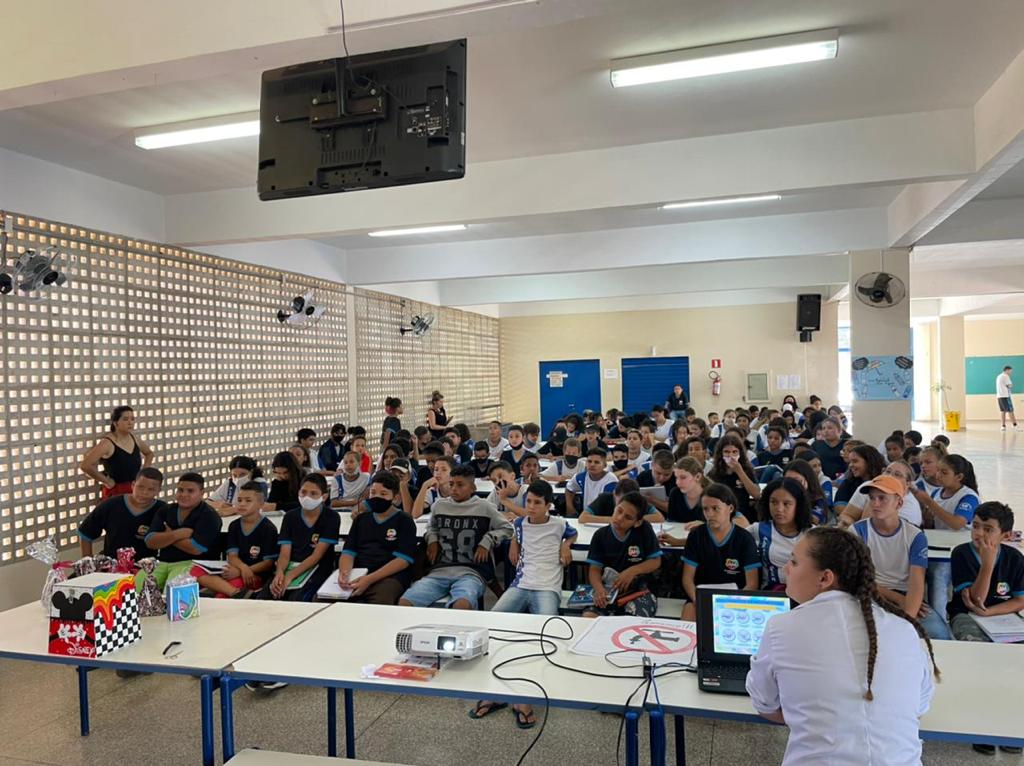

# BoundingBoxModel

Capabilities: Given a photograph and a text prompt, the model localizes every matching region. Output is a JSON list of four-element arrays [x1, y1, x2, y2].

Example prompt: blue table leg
[[220, 678, 240, 763], [200, 675, 214, 766], [674, 714, 686, 766], [76, 666, 90, 736], [625, 710, 640, 766], [650, 708, 666, 766], [344, 688, 356, 758], [327, 687, 338, 757]]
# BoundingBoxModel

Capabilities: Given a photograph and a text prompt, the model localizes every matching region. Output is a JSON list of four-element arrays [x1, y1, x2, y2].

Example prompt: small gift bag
[[135, 558, 167, 617], [165, 573, 200, 622]]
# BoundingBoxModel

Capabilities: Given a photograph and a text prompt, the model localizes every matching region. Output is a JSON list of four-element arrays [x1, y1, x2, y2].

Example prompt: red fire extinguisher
[[709, 370, 722, 397]]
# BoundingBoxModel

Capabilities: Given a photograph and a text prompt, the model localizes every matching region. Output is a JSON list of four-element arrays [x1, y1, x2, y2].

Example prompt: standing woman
[[426, 390, 448, 440], [381, 397, 403, 449], [747, 527, 939, 765], [79, 405, 154, 498]]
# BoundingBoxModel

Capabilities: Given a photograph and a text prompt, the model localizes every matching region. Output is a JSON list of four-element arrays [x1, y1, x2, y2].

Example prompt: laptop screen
[[711, 592, 791, 656]]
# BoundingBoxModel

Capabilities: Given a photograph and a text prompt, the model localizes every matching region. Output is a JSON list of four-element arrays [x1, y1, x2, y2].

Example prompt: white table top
[[651, 637, 1024, 744], [570, 520, 688, 551], [0, 599, 327, 674], [474, 479, 565, 495], [227, 750, 409, 766], [231, 603, 657, 711]]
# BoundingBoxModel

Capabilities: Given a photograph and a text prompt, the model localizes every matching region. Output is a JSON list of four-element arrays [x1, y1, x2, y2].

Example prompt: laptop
[[696, 588, 792, 694]]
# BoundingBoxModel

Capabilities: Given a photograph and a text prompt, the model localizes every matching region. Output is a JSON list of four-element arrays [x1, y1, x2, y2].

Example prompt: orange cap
[[857, 475, 904, 496]]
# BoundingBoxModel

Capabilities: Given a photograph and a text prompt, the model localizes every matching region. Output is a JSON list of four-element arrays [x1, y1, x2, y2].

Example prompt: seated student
[[296, 428, 325, 473], [793, 449, 833, 502], [208, 456, 268, 516], [783, 459, 830, 525], [337, 472, 418, 605], [757, 427, 793, 470], [668, 420, 689, 449], [811, 417, 848, 480], [735, 411, 765, 453], [415, 441, 445, 487], [680, 483, 761, 621], [638, 420, 658, 453], [142, 473, 221, 590], [662, 457, 710, 534], [833, 445, 885, 521], [883, 433, 906, 465], [518, 453, 544, 487], [385, 458, 415, 513], [750, 478, 812, 589], [903, 446, 923, 477], [486, 460, 529, 519], [400, 465, 512, 609], [605, 410, 623, 439], [378, 443, 403, 473], [330, 450, 370, 509], [636, 450, 675, 515], [262, 473, 340, 602], [850, 475, 951, 640], [565, 448, 618, 517], [484, 420, 510, 460], [537, 424, 566, 458], [541, 437, 582, 482], [499, 425, 531, 477], [579, 478, 664, 523], [468, 440, 493, 478], [583, 491, 662, 617], [914, 444, 946, 495], [709, 409, 736, 440], [651, 405, 673, 442], [413, 455, 455, 518], [348, 433, 373, 474], [931, 434, 950, 450], [608, 443, 636, 480], [79, 467, 166, 559], [581, 424, 607, 456], [522, 422, 542, 453], [412, 425, 431, 460], [197, 481, 277, 598], [318, 423, 348, 473], [708, 434, 761, 525], [265, 451, 303, 512], [624, 429, 650, 472], [842, 460, 923, 527], [443, 426, 472, 465], [706, 411, 720, 429], [679, 436, 714, 476], [288, 443, 312, 476]]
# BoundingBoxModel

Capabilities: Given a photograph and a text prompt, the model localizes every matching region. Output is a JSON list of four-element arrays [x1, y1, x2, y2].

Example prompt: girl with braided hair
[[747, 525, 940, 765]]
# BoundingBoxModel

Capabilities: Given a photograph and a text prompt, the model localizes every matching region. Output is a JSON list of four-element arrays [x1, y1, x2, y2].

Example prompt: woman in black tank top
[[79, 406, 154, 498], [426, 390, 448, 440]]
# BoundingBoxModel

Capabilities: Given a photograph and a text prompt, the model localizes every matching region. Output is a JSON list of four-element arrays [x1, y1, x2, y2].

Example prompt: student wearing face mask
[[317, 423, 348, 473], [609, 443, 636, 480], [499, 425, 531, 477], [541, 437, 582, 482], [208, 456, 267, 516]]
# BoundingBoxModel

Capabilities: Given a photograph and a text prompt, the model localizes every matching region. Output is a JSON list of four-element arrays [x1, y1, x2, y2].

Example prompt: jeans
[[401, 572, 486, 608], [493, 586, 561, 615], [927, 561, 952, 619], [917, 604, 952, 640], [669, 410, 687, 421]]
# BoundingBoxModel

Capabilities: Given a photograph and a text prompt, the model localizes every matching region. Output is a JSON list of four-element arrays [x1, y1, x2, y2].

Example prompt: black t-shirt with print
[[584, 522, 662, 593], [948, 542, 1024, 618], [681, 523, 759, 589], [78, 496, 167, 558], [225, 516, 279, 568]]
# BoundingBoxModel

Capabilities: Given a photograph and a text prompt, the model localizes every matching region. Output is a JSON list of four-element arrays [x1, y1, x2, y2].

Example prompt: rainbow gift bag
[[48, 573, 141, 658]]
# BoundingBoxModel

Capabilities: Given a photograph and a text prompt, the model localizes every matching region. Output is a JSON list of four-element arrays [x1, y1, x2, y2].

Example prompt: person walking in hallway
[[996, 365, 1018, 431]]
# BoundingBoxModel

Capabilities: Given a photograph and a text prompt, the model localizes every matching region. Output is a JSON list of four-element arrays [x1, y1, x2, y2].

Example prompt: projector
[[395, 624, 489, 660]]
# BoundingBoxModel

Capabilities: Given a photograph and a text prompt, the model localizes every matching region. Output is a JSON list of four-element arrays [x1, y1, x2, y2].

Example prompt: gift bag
[[165, 573, 200, 622], [135, 558, 167, 617]]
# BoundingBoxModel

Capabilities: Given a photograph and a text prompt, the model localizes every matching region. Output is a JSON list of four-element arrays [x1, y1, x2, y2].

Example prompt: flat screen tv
[[257, 39, 466, 201]]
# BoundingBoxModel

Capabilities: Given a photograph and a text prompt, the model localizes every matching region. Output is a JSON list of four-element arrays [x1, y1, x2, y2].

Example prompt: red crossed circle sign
[[611, 624, 697, 654]]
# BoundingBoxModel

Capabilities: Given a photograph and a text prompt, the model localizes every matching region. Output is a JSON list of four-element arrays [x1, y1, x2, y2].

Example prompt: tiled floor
[[1, 420, 1020, 766]]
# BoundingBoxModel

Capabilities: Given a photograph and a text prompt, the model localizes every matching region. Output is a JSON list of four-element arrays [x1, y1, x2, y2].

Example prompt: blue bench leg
[[674, 714, 687, 766], [327, 687, 337, 757], [220, 678, 241, 763], [650, 708, 666, 766], [345, 688, 356, 758], [76, 666, 90, 736], [625, 709, 640, 766], [200, 675, 214, 766]]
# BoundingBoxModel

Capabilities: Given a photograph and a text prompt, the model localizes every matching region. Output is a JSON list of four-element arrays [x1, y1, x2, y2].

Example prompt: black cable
[[338, 0, 351, 60]]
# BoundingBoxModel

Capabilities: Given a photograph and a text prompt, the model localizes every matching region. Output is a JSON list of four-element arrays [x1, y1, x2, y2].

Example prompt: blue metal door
[[621, 356, 690, 416], [539, 359, 601, 435]]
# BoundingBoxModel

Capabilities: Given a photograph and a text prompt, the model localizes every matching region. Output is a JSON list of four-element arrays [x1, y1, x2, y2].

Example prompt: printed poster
[[851, 355, 913, 401]]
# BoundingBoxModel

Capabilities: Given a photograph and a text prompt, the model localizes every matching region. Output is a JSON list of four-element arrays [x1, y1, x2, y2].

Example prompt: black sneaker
[[972, 744, 996, 755], [116, 669, 151, 679], [1000, 746, 1023, 754], [244, 681, 264, 691], [261, 681, 288, 691]]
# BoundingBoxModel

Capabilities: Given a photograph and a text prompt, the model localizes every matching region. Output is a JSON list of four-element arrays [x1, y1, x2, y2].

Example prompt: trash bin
[[943, 411, 961, 431]]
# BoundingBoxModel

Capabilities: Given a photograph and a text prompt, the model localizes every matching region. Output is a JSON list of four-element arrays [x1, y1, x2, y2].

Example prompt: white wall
[[200, 239, 348, 283], [0, 146, 165, 241]]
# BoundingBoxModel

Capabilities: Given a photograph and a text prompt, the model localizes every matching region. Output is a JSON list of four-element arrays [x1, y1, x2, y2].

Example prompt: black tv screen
[[257, 39, 466, 201]]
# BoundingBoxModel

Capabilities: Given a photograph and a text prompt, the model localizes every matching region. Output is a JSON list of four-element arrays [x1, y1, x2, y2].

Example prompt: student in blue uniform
[[499, 424, 531, 477], [608, 443, 636, 480], [565, 448, 618, 516], [79, 467, 166, 559], [783, 459, 830, 525], [198, 481, 278, 598], [142, 472, 221, 591], [330, 450, 370, 509], [757, 427, 793, 470], [262, 473, 340, 602], [338, 472, 418, 605], [208, 456, 267, 516], [541, 437, 582, 483], [318, 423, 348, 473], [708, 434, 761, 524], [579, 478, 664, 522], [751, 478, 812, 589], [468, 439, 493, 478], [680, 483, 760, 621]]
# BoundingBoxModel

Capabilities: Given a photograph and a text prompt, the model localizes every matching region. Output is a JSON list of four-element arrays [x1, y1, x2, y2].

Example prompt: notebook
[[316, 568, 368, 600], [971, 612, 1024, 644]]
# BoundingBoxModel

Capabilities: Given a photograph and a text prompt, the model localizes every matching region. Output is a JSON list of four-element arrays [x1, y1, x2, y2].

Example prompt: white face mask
[[232, 473, 251, 487], [299, 495, 322, 511]]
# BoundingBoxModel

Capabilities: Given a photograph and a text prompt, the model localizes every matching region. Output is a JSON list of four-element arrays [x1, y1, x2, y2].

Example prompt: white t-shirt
[[510, 515, 577, 592], [929, 486, 980, 530], [851, 518, 928, 592], [330, 472, 370, 501], [653, 421, 673, 442], [486, 437, 510, 460], [847, 490, 922, 526], [749, 522, 805, 585], [542, 457, 582, 478], [209, 476, 269, 506], [747, 590, 934, 766], [997, 372, 1013, 398], [570, 470, 619, 510], [485, 483, 529, 511]]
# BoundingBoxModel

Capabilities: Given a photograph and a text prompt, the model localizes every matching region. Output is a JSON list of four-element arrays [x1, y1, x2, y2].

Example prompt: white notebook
[[971, 612, 1024, 643], [316, 568, 369, 601]]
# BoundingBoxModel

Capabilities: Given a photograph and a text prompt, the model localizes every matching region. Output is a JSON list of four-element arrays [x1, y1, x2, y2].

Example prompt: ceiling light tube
[[367, 224, 468, 237], [134, 111, 260, 150], [660, 194, 782, 210], [611, 29, 838, 88]]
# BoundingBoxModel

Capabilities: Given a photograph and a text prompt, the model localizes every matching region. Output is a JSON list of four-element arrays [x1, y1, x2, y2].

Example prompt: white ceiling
[[0, 0, 1022, 195]]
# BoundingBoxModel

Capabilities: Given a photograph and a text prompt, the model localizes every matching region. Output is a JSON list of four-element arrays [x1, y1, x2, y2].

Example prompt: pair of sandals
[[468, 700, 535, 729]]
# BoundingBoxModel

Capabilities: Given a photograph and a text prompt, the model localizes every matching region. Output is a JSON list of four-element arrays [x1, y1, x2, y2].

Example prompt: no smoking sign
[[610, 624, 696, 655]]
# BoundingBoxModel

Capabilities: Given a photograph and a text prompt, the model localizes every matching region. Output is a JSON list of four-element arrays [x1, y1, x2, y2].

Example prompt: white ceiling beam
[[165, 109, 972, 246], [917, 198, 1024, 245], [911, 263, 1024, 298]]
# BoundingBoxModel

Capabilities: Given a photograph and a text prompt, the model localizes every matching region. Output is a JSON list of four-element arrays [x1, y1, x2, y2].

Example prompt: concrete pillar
[[849, 249, 912, 445], [938, 314, 966, 429]]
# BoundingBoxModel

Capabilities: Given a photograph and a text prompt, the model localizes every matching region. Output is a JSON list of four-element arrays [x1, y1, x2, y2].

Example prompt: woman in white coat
[[746, 527, 941, 765]]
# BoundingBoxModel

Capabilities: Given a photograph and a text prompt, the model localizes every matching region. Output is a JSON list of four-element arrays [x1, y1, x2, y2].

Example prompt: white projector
[[395, 624, 489, 660]]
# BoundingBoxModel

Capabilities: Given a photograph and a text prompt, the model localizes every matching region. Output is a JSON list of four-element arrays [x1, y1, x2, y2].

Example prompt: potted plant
[[931, 380, 960, 431]]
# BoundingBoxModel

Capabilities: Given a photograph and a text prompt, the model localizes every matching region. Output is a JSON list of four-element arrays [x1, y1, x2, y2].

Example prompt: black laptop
[[696, 588, 791, 694]]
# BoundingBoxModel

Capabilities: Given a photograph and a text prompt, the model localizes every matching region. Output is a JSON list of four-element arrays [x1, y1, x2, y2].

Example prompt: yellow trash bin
[[943, 411, 961, 432]]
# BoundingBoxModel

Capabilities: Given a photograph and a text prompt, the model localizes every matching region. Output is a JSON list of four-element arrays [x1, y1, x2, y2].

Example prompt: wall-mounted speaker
[[797, 293, 822, 332]]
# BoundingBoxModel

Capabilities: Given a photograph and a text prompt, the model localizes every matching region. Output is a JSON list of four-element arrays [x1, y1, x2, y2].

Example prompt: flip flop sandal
[[513, 707, 536, 730], [468, 701, 508, 719]]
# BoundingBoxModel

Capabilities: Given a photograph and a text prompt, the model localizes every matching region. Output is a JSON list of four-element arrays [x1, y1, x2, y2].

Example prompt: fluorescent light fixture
[[610, 28, 838, 88], [367, 224, 468, 238], [134, 111, 260, 150], [660, 194, 782, 211]]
